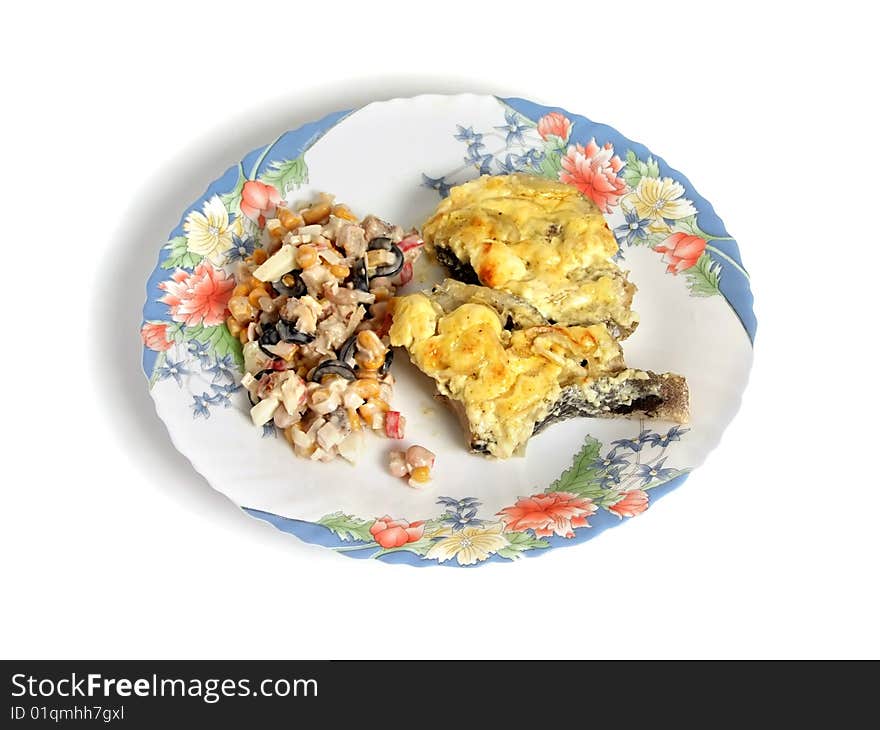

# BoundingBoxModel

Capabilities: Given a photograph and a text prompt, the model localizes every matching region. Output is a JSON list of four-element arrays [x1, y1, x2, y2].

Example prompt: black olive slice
[[276, 320, 315, 344], [368, 236, 393, 251], [378, 348, 394, 376], [272, 270, 305, 298], [338, 333, 358, 365], [308, 359, 356, 382]]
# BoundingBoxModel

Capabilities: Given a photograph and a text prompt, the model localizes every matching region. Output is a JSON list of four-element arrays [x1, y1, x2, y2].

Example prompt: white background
[[2, 0, 878, 659]]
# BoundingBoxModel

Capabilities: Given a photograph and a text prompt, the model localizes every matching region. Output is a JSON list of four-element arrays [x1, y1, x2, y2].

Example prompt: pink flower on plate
[[140, 322, 172, 352], [240, 180, 281, 226], [158, 262, 235, 327], [497, 491, 597, 538], [654, 232, 707, 273], [560, 139, 626, 213], [609, 490, 649, 518], [369, 516, 425, 549], [537, 112, 572, 143]]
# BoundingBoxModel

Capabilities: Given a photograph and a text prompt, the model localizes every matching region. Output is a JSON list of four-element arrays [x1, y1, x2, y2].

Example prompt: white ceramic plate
[[141, 94, 755, 566]]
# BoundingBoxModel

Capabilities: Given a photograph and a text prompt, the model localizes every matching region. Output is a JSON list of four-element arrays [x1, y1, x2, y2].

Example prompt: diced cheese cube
[[249, 395, 280, 427], [253, 244, 297, 283]]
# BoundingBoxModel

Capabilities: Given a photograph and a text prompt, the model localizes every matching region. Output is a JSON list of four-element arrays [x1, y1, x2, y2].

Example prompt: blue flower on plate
[[191, 392, 213, 419], [466, 137, 486, 158], [520, 148, 544, 167], [614, 208, 652, 246], [206, 355, 238, 383], [227, 234, 255, 263], [600, 466, 626, 489], [421, 173, 452, 198], [656, 425, 689, 448], [209, 382, 240, 408], [594, 451, 630, 470], [436, 496, 484, 531], [497, 153, 521, 174], [155, 358, 190, 387], [186, 339, 213, 369], [495, 110, 530, 146], [634, 458, 677, 486], [454, 125, 482, 144], [612, 429, 661, 453]]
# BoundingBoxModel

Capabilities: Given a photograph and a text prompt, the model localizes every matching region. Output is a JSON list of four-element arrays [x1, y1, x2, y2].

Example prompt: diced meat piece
[[280, 374, 308, 416], [322, 216, 347, 241], [299, 265, 335, 297], [323, 282, 375, 307], [337, 223, 367, 259], [388, 450, 408, 478], [405, 445, 435, 469], [317, 420, 346, 451], [280, 294, 323, 334], [361, 215, 402, 242]]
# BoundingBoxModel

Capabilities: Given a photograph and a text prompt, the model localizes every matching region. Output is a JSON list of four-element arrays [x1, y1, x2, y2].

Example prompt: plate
[[141, 94, 755, 567]]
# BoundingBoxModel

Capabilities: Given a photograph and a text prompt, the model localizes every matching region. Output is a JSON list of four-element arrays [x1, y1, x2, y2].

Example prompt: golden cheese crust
[[390, 290, 625, 458], [422, 173, 638, 337]]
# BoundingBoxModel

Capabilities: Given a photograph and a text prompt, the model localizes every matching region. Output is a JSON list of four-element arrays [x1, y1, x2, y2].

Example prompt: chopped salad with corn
[[229, 193, 424, 464]]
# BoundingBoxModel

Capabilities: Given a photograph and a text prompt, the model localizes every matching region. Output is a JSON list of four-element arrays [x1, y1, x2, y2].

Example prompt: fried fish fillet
[[422, 173, 639, 338], [389, 280, 687, 458]]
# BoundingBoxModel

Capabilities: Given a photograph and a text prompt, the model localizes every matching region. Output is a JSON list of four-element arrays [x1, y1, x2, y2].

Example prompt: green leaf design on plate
[[317, 512, 375, 543], [548, 435, 603, 497], [160, 236, 203, 270], [185, 323, 244, 368], [621, 149, 660, 189], [496, 531, 550, 560], [259, 155, 308, 195], [629, 229, 669, 249], [165, 321, 186, 343], [219, 165, 246, 216], [534, 150, 563, 179], [684, 252, 722, 297]]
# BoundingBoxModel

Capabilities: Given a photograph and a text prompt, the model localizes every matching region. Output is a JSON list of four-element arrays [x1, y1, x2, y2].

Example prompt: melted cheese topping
[[422, 174, 637, 329], [390, 293, 622, 457]]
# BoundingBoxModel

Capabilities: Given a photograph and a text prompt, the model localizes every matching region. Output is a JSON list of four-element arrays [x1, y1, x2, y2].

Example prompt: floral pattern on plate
[[141, 95, 754, 566], [315, 426, 688, 565], [422, 105, 751, 299]]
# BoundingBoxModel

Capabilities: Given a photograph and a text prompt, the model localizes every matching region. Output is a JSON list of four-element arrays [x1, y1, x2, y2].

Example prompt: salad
[[226, 189, 423, 463]]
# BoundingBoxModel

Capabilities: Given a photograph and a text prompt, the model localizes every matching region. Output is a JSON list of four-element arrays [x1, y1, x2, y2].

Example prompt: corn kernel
[[277, 207, 303, 231], [248, 287, 269, 306], [410, 466, 431, 483], [331, 204, 357, 221], [329, 264, 350, 279], [356, 352, 385, 371], [353, 379, 380, 399], [225, 316, 242, 337], [296, 245, 318, 269], [228, 296, 255, 323], [302, 202, 332, 225], [251, 248, 268, 265], [232, 283, 250, 298], [247, 276, 265, 290], [239, 329, 249, 345], [367, 397, 389, 412]]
